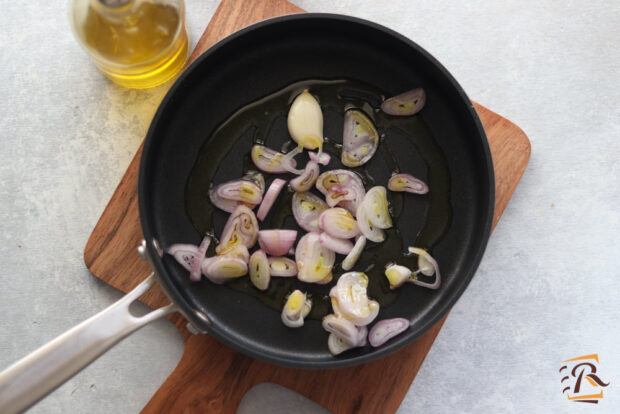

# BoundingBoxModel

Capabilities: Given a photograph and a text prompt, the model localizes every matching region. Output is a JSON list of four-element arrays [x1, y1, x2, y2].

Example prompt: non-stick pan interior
[[139, 14, 494, 368]]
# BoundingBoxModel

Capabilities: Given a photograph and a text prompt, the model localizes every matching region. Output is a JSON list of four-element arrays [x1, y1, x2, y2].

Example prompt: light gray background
[[1, 0, 618, 413]]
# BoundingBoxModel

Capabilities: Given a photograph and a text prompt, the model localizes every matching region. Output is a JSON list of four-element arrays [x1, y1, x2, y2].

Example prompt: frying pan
[[0, 13, 494, 413]]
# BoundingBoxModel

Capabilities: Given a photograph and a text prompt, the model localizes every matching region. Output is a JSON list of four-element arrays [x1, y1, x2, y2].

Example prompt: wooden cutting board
[[84, 0, 531, 412]]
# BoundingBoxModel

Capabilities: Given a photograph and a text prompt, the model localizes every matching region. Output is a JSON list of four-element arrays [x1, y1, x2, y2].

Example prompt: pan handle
[[0, 273, 176, 414]]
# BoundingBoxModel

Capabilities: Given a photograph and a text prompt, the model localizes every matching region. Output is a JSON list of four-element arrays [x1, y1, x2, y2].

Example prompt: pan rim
[[139, 12, 495, 369]]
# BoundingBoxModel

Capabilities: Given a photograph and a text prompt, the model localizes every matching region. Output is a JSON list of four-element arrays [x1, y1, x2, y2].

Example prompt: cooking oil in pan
[[70, 0, 188, 89], [185, 79, 453, 319]]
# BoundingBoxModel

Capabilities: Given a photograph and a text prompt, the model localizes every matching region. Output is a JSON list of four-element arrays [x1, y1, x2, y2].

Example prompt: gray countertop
[[1, 0, 619, 413]]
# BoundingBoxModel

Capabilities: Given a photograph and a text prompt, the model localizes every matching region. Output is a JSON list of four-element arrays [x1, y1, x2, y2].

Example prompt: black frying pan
[[0, 13, 493, 413], [140, 13, 494, 368]]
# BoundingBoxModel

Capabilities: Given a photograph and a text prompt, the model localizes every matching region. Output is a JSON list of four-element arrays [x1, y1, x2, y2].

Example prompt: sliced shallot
[[290, 161, 319, 192], [328, 333, 355, 355], [309, 151, 330, 165], [216, 179, 263, 205], [256, 178, 286, 221], [318, 232, 354, 255], [292, 191, 328, 232], [280, 145, 305, 175], [384, 249, 441, 290], [216, 205, 259, 253], [408, 247, 441, 289], [341, 108, 379, 167], [355, 202, 385, 243], [251, 144, 298, 173], [384, 263, 412, 289], [295, 232, 335, 283], [166, 244, 198, 272], [315, 273, 333, 285], [202, 256, 247, 284], [322, 314, 367, 346], [268, 256, 298, 277], [387, 173, 429, 194], [341, 236, 366, 271], [217, 243, 250, 263], [258, 229, 297, 257], [418, 253, 435, 276], [281, 290, 312, 328], [287, 90, 324, 150], [189, 236, 211, 282], [243, 170, 265, 193], [330, 272, 379, 326], [249, 250, 270, 290], [368, 318, 410, 347], [381, 88, 426, 116], [318, 207, 360, 239], [362, 186, 393, 229], [209, 187, 247, 213], [316, 169, 365, 213]]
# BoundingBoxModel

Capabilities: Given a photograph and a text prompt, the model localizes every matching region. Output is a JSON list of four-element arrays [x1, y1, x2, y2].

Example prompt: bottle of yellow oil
[[70, 0, 188, 89]]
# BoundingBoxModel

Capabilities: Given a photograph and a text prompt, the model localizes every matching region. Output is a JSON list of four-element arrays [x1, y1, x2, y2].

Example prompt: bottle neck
[[89, 0, 135, 18], [98, 0, 132, 7]]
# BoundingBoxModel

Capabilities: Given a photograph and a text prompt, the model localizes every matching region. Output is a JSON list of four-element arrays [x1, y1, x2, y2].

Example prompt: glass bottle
[[70, 0, 188, 89]]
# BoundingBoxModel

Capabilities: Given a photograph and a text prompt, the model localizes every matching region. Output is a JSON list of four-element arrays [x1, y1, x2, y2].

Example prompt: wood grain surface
[[83, 0, 531, 412]]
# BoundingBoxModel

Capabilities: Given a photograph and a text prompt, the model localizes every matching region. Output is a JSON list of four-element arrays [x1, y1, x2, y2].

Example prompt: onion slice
[[292, 191, 328, 232], [408, 247, 441, 289], [287, 90, 324, 150], [215, 179, 263, 205], [258, 229, 297, 257], [290, 161, 319, 192], [251, 144, 298, 173], [249, 250, 270, 290], [319, 208, 360, 239], [381, 88, 426, 116], [216, 205, 259, 253], [319, 232, 354, 255], [309, 151, 330, 165], [166, 243, 198, 272], [268, 256, 298, 277], [295, 232, 335, 283], [341, 236, 366, 271], [387, 173, 429, 194], [368, 318, 410, 347], [256, 178, 286, 221], [201, 256, 247, 284], [341, 108, 379, 167]]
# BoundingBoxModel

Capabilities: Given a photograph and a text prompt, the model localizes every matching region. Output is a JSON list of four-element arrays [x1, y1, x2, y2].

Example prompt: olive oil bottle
[[70, 0, 188, 89]]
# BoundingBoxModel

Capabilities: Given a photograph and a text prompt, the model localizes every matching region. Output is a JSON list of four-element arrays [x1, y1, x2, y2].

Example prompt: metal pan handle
[[0, 273, 177, 414]]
